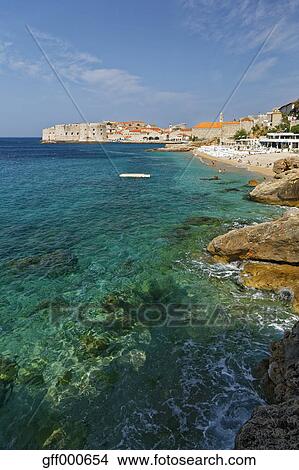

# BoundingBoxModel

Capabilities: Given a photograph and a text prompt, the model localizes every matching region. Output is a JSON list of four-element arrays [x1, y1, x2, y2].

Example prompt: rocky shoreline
[[249, 158, 299, 206], [148, 143, 194, 152], [147, 140, 218, 153], [206, 156, 299, 449], [235, 321, 299, 449], [207, 209, 299, 313]]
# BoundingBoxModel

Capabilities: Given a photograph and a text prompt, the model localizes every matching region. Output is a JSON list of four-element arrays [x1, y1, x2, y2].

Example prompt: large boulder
[[241, 262, 299, 313], [258, 321, 299, 404], [236, 322, 299, 449], [235, 399, 299, 449], [207, 209, 299, 264], [273, 156, 299, 175], [249, 169, 299, 206]]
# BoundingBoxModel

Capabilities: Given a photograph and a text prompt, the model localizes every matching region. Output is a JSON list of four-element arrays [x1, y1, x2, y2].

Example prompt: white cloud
[[0, 29, 143, 97], [8, 58, 41, 76], [80, 67, 144, 96], [0, 29, 203, 122], [31, 29, 102, 66], [0, 40, 43, 77], [23, 28, 145, 96], [180, 0, 299, 53]]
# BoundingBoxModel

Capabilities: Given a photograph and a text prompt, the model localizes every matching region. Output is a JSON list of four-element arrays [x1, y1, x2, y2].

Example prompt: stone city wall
[[42, 122, 107, 143]]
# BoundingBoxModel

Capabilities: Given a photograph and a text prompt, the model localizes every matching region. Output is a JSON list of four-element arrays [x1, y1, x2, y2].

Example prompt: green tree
[[233, 128, 248, 140], [290, 99, 299, 119], [291, 124, 299, 134], [250, 124, 268, 138]]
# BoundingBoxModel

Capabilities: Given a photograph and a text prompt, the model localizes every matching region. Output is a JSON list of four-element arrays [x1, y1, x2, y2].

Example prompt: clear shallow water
[[0, 139, 296, 449]]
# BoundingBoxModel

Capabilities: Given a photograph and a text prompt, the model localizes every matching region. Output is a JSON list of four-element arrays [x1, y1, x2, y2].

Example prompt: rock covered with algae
[[0, 355, 18, 407], [7, 249, 78, 277]]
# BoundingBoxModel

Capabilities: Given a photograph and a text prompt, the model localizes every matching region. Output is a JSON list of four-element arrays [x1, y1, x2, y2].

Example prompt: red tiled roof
[[194, 122, 222, 129], [193, 121, 240, 129]]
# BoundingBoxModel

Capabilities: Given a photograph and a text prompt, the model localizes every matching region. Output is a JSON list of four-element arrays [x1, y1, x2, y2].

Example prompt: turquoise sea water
[[0, 139, 296, 449]]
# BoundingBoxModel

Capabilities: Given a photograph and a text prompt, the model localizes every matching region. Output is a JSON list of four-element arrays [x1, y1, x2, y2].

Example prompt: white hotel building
[[260, 133, 299, 151]]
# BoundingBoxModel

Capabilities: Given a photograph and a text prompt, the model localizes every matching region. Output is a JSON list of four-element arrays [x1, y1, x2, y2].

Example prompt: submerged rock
[[42, 422, 87, 450], [0, 356, 18, 407], [200, 175, 220, 181], [222, 187, 240, 192], [100, 290, 136, 314], [184, 216, 222, 226], [138, 275, 189, 305], [80, 332, 112, 356], [166, 224, 192, 242], [56, 369, 73, 387], [121, 349, 146, 371], [249, 169, 299, 206], [98, 291, 137, 332], [167, 216, 223, 243], [19, 371, 45, 387], [207, 209, 299, 264], [18, 358, 47, 388], [32, 297, 72, 323], [43, 428, 66, 449], [236, 322, 299, 449], [8, 249, 78, 277]]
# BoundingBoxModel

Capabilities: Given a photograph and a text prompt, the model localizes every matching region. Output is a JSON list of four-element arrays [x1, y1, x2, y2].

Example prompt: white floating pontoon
[[119, 173, 151, 178]]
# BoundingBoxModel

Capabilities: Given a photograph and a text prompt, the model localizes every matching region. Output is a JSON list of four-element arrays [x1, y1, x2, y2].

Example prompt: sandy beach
[[193, 147, 298, 177]]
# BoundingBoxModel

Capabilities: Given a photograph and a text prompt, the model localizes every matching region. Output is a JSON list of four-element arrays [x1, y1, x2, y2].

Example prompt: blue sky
[[0, 0, 298, 136]]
